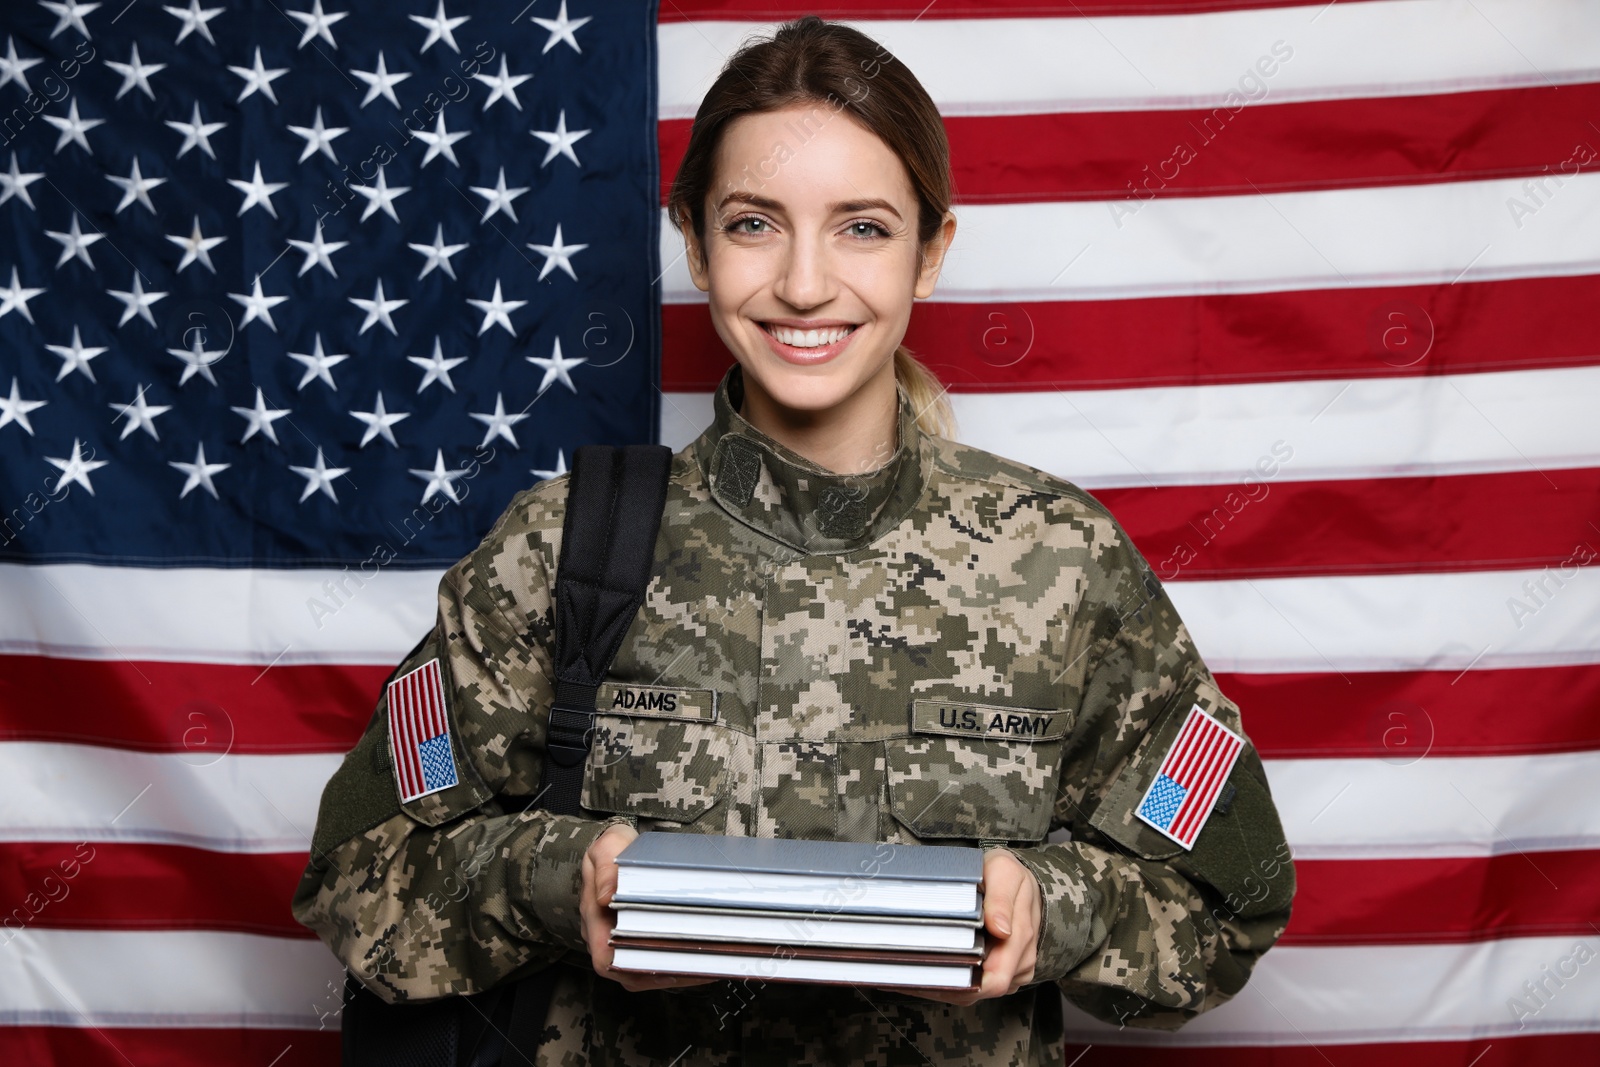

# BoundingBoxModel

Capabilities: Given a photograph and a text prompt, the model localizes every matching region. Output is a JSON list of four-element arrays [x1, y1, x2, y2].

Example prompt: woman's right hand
[[580, 822, 720, 993]]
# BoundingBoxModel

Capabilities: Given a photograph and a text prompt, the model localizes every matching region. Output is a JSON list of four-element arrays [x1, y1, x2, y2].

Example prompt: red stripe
[[1284, 850, 1600, 946], [0, 1026, 338, 1067], [1155, 707, 1203, 780], [389, 672, 414, 799], [0, 843, 312, 939], [0, 656, 380, 753], [1228, 664, 1600, 759], [1061, 1033, 1600, 1066], [662, 83, 1600, 205], [1173, 729, 1242, 842], [1096, 468, 1600, 580], [397, 669, 423, 798], [659, 0, 1389, 20], [662, 274, 1600, 392]]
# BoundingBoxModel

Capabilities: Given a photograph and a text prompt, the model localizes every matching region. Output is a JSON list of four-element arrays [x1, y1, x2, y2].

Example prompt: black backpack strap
[[538, 443, 674, 817], [502, 443, 673, 1067]]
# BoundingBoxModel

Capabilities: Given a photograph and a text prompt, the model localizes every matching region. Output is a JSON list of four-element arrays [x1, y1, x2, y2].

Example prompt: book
[[610, 901, 984, 952], [608, 937, 982, 990], [611, 833, 984, 919]]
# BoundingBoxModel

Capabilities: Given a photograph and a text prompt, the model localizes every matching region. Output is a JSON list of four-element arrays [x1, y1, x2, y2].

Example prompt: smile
[[759, 322, 859, 348]]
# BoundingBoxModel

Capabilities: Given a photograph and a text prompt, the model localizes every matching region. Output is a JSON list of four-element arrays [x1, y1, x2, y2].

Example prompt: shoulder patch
[[1133, 703, 1244, 849], [386, 658, 460, 803]]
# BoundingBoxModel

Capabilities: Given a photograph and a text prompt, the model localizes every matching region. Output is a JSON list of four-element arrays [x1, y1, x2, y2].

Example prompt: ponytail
[[893, 346, 958, 440]]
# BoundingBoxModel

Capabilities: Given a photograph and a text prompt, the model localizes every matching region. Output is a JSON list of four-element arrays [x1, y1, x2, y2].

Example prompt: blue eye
[[848, 220, 890, 239], [726, 215, 768, 234]]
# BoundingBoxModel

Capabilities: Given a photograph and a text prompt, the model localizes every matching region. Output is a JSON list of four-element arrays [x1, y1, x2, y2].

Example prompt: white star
[[0, 267, 45, 323], [526, 336, 585, 394], [0, 376, 46, 435], [44, 98, 104, 155], [349, 279, 407, 335], [473, 55, 530, 112], [352, 50, 409, 108], [170, 442, 230, 500], [413, 111, 468, 168], [230, 386, 291, 444], [106, 156, 166, 215], [165, 100, 225, 160], [167, 330, 225, 386], [110, 384, 171, 440], [0, 36, 43, 95], [289, 447, 349, 503], [106, 42, 165, 100], [0, 152, 43, 210], [531, 1, 590, 55], [466, 279, 525, 336], [409, 449, 466, 504], [40, 1, 101, 40], [163, 0, 222, 45], [531, 109, 590, 168], [350, 391, 408, 448], [469, 166, 528, 223], [531, 448, 569, 481], [229, 47, 288, 104], [287, 0, 347, 49], [527, 224, 588, 282], [288, 105, 347, 163], [407, 337, 466, 394], [229, 275, 288, 332], [408, 223, 467, 280], [469, 392, 529, 449], [166, 215, 226, 274], [350, 164, 408, 223], [46, 326, 107, 382], [45, 213, 103, 270], [227, 160, 287, 218], [410, 0, 468, 54], [46, 438, 107, 495], [287, 220, 347, 277], [107, 272, 167, 328], [287, 333, 347, 391]]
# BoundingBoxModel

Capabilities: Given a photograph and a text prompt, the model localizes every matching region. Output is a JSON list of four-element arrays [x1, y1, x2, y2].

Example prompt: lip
[[755, 319, 861, 366]]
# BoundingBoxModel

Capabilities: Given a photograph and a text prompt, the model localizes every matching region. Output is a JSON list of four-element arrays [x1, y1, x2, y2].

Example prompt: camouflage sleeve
[[1000, 523, 1296, 1031], [291, 497, 636, 1004]]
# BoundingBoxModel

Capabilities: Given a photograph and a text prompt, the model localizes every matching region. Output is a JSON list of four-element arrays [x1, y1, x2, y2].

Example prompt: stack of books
[[607, 833, 986, 989]]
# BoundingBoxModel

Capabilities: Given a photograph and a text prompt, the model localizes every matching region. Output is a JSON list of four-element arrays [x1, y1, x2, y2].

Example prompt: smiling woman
[[295, 15, 1294, 1067]]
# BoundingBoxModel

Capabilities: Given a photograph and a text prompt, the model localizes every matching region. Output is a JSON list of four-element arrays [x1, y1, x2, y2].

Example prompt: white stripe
[[1169, 566, 1600, 674], [664, 365, 1600, 488], [0, 928, 341, 1030], [0, 561, 439, 664], [660, 1, 1600, 118], [660, 171, 1600, 303], [1061, 936, 1600, 1043], [1, 740, 1596, 862], [0, 743, 339, 854], [1268, 750, 1600, 859]]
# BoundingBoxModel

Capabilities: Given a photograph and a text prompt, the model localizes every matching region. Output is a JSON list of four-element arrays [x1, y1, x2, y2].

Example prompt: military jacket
[[293, 363, 1295, 1065]]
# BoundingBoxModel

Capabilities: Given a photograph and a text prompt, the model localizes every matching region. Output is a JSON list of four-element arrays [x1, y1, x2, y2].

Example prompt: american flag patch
[[1134, 704, 1246, 849], [386, 658, 459, 804]]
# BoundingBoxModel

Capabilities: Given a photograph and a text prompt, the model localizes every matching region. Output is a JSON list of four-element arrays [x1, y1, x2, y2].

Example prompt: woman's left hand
[[894, 847, 1041, 1005]]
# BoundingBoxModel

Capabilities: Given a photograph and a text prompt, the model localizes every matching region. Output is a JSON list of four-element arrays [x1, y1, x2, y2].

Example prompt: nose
[[772, 229, 834, 310]]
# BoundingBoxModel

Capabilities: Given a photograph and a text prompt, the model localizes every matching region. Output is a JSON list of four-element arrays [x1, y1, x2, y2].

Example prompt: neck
[[735, 361, 900, 477]]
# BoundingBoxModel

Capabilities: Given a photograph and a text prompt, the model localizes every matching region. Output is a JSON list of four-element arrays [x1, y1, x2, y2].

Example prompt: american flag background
[[1, 0, 1597, 1064]]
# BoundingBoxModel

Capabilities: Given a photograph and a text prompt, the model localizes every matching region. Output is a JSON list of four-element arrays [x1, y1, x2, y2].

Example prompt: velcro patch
[[595, 681, 718, 722], [910, 698, 1069, 743], [1133, 703, 1244, 849], [387, 658, 459, 804]]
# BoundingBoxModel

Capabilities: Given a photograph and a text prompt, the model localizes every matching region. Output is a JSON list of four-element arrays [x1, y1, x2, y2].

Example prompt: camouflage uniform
[[293, 363, 1295, 1065]]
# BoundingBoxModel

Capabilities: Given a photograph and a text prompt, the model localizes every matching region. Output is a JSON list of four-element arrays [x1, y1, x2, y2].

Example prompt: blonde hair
[[894, 346, 957, 440]]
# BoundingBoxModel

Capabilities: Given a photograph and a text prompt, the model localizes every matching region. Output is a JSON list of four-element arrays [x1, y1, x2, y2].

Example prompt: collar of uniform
[[691, 363, 930, 554]]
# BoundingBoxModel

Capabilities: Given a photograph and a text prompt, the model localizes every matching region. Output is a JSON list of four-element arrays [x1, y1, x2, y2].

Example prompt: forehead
[[712, 104, 914, 212]]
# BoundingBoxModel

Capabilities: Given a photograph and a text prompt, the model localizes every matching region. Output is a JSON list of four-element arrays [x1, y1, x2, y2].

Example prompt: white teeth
[[764, 323, 855, 348]]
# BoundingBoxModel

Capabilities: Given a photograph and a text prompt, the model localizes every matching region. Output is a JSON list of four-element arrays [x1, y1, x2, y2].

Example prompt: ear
[[684, 225, 711, 293], [913, 210, 958, 299]]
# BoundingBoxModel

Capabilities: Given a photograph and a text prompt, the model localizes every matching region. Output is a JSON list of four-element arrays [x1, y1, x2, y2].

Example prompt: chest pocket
[[579, 682, 729, 824], [884, 697, 1072, 845]]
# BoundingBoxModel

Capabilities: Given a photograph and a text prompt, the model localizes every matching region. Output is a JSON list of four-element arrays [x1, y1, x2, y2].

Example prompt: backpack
[[338, 443, 675, 1067]]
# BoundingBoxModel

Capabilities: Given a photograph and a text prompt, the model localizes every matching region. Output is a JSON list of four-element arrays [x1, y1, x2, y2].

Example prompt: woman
[[295, 16, 1294, 1064]]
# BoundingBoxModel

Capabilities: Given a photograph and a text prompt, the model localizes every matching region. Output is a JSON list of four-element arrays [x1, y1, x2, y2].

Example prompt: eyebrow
[[714, 192, 904, 222]]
